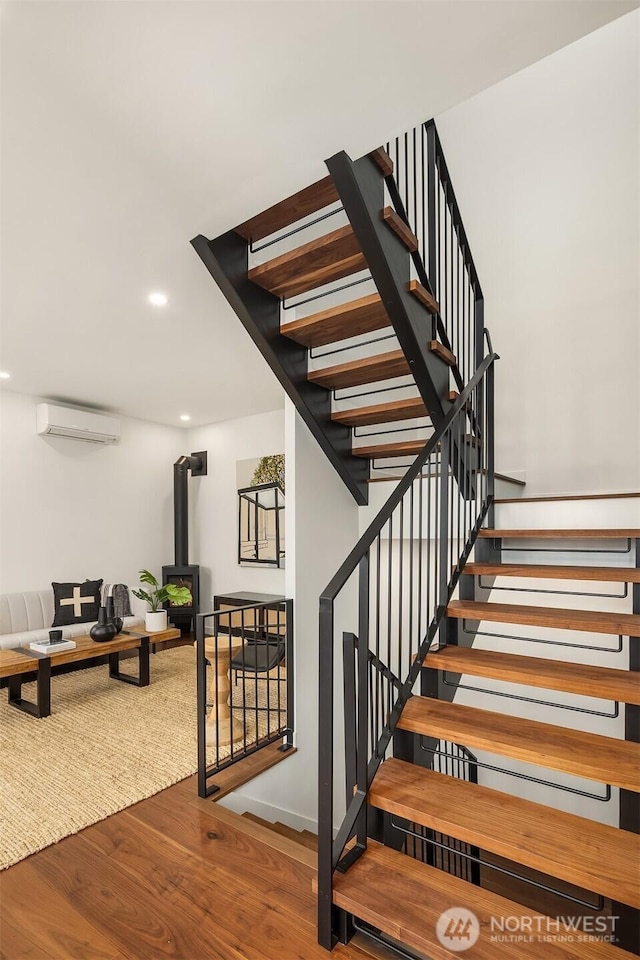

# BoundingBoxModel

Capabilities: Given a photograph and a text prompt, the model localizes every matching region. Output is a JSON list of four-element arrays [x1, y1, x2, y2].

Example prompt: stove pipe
[[173, 452, 207, 565]]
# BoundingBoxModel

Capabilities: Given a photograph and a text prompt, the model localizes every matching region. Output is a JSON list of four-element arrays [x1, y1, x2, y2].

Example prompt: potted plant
[[132, 569, 192, 632]]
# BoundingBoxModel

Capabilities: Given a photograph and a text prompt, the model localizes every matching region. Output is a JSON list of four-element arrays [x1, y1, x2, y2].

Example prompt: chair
[[230, 639, 285, 676]]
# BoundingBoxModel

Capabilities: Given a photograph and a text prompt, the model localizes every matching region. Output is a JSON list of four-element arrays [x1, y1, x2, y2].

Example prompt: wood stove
[[162, 451, 207, 633]]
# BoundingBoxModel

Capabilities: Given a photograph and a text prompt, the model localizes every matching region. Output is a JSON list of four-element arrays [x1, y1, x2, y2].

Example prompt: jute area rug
[[0, 645, 285, 870]]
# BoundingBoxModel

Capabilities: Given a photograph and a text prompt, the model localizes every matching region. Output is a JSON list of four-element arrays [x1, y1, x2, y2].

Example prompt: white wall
[[186, 409, 286, 613], [436, 12, 639, 496], [222, 400, 360, 830], [0, 391, 287, 614], [0, 389, 181, 601]]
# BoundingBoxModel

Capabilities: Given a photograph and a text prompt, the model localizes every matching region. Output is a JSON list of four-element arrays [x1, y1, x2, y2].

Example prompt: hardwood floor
[[0, 775, 379, 960]]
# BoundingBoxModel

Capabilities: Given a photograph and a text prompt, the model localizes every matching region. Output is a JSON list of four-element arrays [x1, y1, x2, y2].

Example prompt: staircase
[[191, 119, 639, 958], [192, 134, 471, 505]]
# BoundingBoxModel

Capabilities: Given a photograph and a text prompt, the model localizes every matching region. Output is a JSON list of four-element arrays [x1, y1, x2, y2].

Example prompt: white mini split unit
[[36, 403, 121, 444]]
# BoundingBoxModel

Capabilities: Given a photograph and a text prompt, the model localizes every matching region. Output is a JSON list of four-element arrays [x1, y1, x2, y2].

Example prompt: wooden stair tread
[[322, 843, 636, 960], [353, 439, 426, 460], [382, 206, 418, 252], [397, 696, 640, 791], [429, 340, 456, 367], [370, 147, 394, 177], [248, 224, 367, 299], [280, 293, 390, 348], [480, 528, 640, 539], [446, 599, 640, 637], [408, 279, 439, 314], [464, 562, 640, 583], [235, 176, 339, 243], [332, 397, 428, 427], [370, 759, 640, 907], [271, 822, 318, 851], [426, 645, 640, 705], [353, 433, 478, 458], [308, 349, 409, 390], [241, 813, 318, 851]]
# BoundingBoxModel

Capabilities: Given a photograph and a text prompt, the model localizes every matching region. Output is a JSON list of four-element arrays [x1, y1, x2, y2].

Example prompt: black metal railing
[[196, 599, 294, 797], [386, 120, 484, 392], [317, 350, 496, 949]]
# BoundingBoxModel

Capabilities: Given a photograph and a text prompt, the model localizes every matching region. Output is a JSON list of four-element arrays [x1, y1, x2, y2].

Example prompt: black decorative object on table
[[90, 607, 119, 643], [105, 596, 123, 634]]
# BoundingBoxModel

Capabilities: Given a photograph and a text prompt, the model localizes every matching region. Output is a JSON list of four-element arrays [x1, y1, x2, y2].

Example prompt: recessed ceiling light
[[180, 414, 191, 422], [0, 372, 10, 379], [148, 292, 168, 307]]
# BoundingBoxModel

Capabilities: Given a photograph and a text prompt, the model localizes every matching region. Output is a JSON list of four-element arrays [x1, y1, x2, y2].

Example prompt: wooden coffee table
[[0, 626, 181, 718]]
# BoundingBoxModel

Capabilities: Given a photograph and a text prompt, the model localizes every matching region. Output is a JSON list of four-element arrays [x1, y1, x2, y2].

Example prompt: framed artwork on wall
[[236, 455, 285, 568]]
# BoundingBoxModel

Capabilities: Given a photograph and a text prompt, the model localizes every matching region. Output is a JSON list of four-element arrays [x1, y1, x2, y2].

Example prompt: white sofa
[[0, 590, 143, 651]]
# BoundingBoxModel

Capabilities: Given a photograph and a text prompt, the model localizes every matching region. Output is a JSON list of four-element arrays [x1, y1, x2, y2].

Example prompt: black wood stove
[[162, 451, 207, 633]]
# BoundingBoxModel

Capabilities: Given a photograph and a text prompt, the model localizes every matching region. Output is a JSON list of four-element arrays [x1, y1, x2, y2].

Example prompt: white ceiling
[[1, 0, 635, 428]]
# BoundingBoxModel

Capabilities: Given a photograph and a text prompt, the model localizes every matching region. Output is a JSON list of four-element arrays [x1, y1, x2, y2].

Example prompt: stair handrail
[[318, 345, 498, 949]]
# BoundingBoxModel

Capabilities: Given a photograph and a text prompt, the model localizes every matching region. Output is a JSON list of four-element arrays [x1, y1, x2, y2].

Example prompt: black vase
[[105, 596, 123, 634], [90, 606, 119, 643]]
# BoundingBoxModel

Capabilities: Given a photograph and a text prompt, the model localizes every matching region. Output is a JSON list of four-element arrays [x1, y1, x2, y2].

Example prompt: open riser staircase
[[192, 119, 640, 958]]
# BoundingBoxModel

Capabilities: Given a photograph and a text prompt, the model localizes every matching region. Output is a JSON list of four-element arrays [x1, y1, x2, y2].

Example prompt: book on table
[[29, 638, 77, 654]]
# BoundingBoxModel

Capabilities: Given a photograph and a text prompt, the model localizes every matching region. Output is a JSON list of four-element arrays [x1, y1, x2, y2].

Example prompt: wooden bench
[[0, 626, 181, 718]]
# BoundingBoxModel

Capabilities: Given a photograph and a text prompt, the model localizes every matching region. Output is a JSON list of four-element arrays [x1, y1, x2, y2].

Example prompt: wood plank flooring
[[0, 775, 378, 960]]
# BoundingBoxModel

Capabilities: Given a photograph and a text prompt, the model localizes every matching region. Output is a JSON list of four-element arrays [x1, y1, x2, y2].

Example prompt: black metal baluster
[[398, 496, 404, 681], [439, 432, 450, 642], [408, 484, 415, 670], [276, 603, 282, 734], [369, 660, 375, 750], [416, 127, 424, 249], [487, 357, 495, 526], [375, 533, 381, 739], [196, 614, 207, 797], [214, 620, 220, 769], [425, 458, 432, 631], [443, 186, 449, 347], [387, 515, 393, 671], [404, 131, 409, 224], [421, 123, 427, 280], [318, 593, 334, 948], [239, 610, 247, 755], [417, 474, 424, 654], [433, 445, 440, 627], [357, 554, 370, 847], [450, 218, 458, 383], [426, 121, 436, 294], [343, 632, 357, 807], [283, 600, 294, 750]]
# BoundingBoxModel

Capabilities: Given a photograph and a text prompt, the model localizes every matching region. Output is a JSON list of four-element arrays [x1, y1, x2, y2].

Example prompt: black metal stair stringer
[[191, 230, 370, 506], [326, 151, 449, 428], [326, 151, 476, 498]]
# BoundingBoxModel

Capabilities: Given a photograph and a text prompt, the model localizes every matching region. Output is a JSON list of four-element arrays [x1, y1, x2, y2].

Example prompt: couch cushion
[[0, 590, 54, 635]]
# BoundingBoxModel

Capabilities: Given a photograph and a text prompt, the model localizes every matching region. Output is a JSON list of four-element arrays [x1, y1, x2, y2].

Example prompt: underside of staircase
[[192, 121, 640, 959], [192, 143, 465, 506]]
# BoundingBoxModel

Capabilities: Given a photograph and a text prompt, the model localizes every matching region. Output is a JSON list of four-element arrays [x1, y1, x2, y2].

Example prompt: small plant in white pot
[[132, 569, 192, 632]]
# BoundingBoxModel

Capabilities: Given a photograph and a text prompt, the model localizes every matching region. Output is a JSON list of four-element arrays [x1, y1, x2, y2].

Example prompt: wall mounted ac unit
[[36, 403, 121, 444]]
